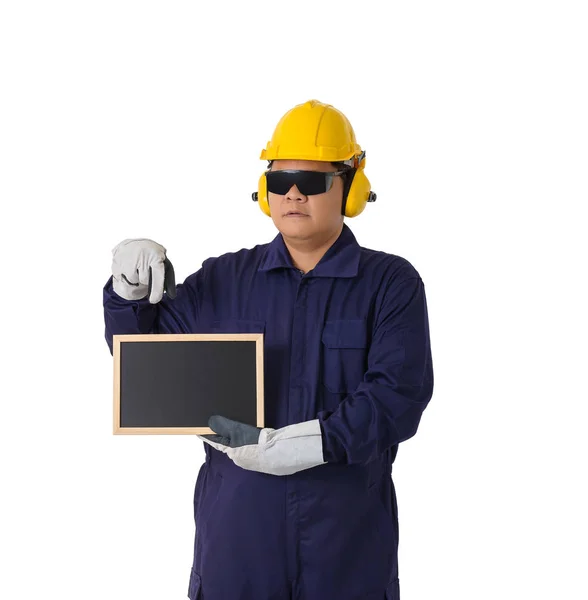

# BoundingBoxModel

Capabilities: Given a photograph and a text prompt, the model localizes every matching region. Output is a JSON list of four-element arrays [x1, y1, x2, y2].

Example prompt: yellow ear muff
[[258, 173, 271, 216], [344, 164, 376, 217], [254, 172, 271, 216]]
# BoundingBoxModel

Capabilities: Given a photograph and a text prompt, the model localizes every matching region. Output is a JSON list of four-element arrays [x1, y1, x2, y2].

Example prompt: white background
[[1, 1, 586, 598]]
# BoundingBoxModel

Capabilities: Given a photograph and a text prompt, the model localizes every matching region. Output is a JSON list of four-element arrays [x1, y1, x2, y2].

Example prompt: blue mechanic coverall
[[103, 224, 434, 600]]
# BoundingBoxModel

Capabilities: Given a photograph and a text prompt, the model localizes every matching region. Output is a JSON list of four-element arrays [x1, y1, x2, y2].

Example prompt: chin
[[276, 219, 315, 239]]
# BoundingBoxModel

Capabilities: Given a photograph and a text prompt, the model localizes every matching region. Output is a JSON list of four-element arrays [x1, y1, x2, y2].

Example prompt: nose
[[285, 185, 307, 202]]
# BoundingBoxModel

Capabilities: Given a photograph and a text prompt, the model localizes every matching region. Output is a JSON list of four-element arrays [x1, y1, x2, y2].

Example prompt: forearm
[[103, 276, 159, 354], [317, 376, 433, 465], [318, 275, 435, 465]]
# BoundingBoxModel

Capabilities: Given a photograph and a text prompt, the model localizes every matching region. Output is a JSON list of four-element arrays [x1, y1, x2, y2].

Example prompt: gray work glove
[[202, 415, 262, 447], [111, 238, 176, 303], [198, 415, 327, 476]]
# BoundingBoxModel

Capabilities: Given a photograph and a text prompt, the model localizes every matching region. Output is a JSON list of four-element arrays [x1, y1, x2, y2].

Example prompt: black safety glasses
[[265, 169, 348, 196]]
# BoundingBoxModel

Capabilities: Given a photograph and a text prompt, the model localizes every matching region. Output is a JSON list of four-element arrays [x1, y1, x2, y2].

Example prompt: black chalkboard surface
[[113, 334, 264, 434]]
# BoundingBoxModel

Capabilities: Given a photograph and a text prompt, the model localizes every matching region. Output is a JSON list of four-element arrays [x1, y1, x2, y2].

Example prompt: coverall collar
[[259, 223, 360, 278]]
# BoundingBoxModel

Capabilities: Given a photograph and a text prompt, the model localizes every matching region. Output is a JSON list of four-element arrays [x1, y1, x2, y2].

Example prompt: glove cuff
[[260, 419, 326, 475]]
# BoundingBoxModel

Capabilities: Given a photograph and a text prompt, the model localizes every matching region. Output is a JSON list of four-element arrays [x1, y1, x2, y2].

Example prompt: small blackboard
[[113, 334, 264, 434]]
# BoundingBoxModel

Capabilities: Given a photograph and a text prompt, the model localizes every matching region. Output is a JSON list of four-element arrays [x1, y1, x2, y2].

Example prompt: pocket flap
[[322, 319, 367, 349]]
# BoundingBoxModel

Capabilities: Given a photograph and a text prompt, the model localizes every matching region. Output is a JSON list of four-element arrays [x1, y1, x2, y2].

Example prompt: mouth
[[284, 211, 309, 217]]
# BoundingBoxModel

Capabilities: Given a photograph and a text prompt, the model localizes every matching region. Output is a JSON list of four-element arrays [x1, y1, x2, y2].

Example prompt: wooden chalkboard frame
[[113, 333, 264, 435]]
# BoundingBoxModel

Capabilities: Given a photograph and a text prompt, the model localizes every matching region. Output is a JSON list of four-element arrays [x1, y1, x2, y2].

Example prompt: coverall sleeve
[[102, 266, 207, 356], [317, 276, 434, 465]]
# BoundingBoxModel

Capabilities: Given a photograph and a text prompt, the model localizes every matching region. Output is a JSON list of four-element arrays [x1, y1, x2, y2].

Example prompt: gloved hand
[[111, 238, 176, 303], [198, 415, 327, 476]]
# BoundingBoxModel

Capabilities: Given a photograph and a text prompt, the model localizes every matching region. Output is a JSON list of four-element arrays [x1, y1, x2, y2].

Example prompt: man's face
[[267, 160, 345, 242]]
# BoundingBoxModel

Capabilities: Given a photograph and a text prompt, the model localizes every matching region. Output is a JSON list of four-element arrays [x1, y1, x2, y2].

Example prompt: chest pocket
[[321, 319, 369, 394]]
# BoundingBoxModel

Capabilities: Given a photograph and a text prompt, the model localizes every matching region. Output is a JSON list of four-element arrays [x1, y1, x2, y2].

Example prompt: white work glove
[[111, 238, 176, 303], [198, 415, 327, 476]]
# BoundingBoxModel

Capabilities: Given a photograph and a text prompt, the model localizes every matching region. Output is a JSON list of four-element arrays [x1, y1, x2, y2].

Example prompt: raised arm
[[102, 238, 206, 355]]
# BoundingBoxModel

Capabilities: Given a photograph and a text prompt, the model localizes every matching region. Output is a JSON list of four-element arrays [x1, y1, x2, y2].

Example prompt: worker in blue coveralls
[[103, 99, 434, 600]]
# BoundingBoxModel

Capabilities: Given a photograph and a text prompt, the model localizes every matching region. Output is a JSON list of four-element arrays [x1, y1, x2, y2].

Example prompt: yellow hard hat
[[253, 99, 376, 218], [260, 99, 362, 162]]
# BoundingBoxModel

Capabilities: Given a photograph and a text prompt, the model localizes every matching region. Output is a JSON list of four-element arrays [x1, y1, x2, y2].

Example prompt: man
[[103, 99, 434, 600]]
